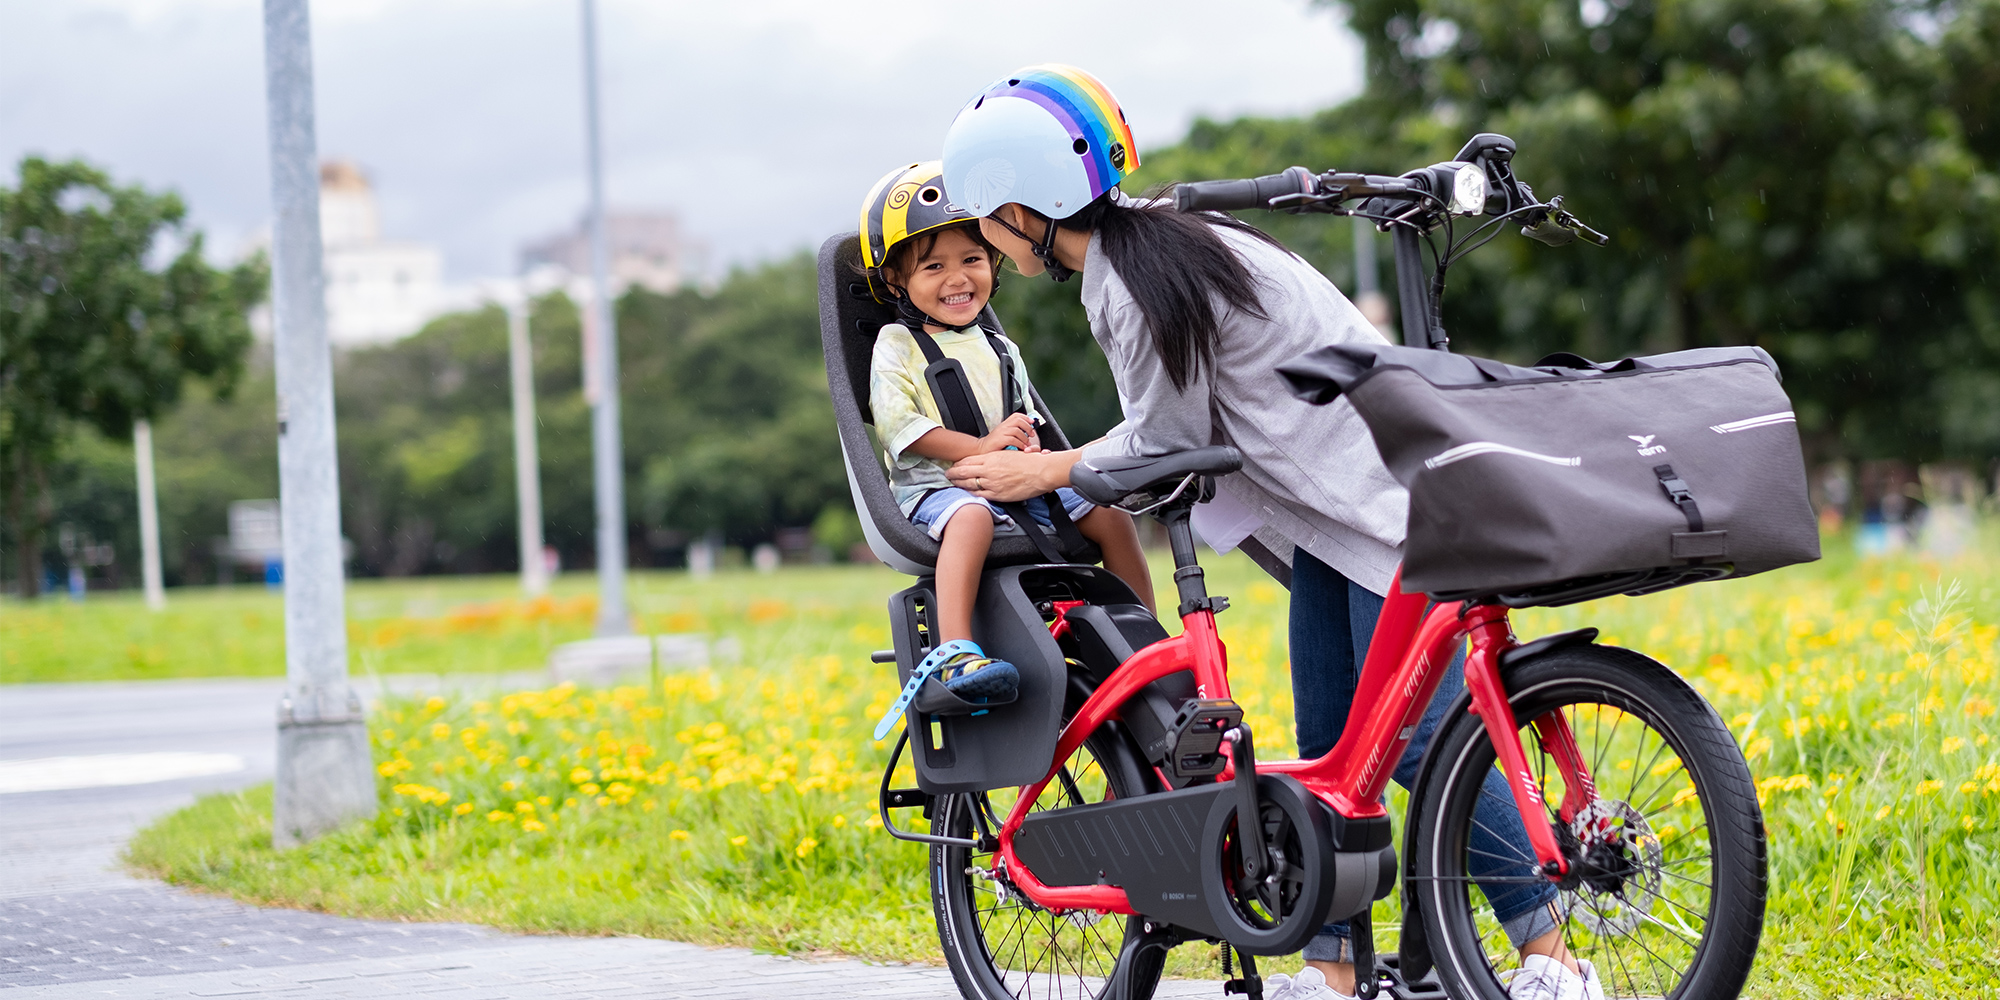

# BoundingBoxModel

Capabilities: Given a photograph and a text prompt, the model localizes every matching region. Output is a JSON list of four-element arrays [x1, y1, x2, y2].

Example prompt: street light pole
[[262, 0, 374, 846], [507, 296, 548, 597], [133, 419, 165, 610], [579, 0, 629, 636]]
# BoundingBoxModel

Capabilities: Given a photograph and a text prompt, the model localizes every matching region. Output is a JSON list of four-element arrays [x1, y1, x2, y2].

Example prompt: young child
[[859, 161, 1154, 725]]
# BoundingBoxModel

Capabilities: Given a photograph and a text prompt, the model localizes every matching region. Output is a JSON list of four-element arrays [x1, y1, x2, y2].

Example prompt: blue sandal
[[872, 640, 1020, 740]]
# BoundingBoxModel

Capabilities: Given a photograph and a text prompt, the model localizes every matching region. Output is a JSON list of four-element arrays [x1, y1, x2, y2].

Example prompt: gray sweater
[[1075, 227, 1408, 595]]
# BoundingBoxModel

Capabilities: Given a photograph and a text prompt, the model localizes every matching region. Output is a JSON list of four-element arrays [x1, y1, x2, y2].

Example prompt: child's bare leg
[[935, 503, 996, 642], [1078, 507, 1154, 613]]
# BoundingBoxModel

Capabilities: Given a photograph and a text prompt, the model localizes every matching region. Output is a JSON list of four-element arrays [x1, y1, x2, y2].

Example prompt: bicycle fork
[[1460, 604, 1596, 877]]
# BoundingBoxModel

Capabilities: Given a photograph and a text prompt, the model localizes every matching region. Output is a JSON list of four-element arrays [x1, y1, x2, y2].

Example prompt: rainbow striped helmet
[[942, 64, 1140, 221], [858, 160, 976, 302]]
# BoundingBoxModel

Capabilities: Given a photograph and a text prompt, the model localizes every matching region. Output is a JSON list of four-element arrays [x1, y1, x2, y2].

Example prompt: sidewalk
[[0, 678, 1215, 998]]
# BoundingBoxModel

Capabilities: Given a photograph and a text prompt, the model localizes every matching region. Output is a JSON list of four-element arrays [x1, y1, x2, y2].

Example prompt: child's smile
[[898, 227, 994, 330]]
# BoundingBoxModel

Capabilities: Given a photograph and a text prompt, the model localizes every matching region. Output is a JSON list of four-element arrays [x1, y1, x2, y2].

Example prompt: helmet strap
[[991, 210, 1074, 284], [885, 285, 955, 332]]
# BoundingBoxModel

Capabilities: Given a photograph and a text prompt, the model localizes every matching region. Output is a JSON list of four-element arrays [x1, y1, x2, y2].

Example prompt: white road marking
[[0, 752, 246, 794]]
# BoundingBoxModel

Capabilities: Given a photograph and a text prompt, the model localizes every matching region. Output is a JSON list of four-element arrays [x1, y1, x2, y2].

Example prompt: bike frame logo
[[1629, 434, 1667, 457]]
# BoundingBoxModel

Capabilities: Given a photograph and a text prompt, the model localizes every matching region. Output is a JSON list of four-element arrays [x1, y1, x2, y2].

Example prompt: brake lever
[[1518, 195, 1609, 247], [1559, 211, 1610, 246]]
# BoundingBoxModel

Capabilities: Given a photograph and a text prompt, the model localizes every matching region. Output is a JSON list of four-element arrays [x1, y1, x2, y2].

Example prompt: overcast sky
[[1, 0, 1364, 281]]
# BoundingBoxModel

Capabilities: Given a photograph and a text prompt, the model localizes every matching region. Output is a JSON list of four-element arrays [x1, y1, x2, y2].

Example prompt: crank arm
[[1224, 726, 1271, 881]]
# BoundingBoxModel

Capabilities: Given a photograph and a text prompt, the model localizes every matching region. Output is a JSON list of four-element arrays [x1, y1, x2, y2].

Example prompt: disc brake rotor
[[1564, 798, 1664, 937]]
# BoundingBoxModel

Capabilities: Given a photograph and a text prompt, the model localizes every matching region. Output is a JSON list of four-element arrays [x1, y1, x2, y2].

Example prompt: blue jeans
[[1289, 549, 1559, 961]]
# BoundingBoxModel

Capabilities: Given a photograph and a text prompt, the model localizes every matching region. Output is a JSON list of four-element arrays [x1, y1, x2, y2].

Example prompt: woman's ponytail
[[1058, 195, 1290, 392]]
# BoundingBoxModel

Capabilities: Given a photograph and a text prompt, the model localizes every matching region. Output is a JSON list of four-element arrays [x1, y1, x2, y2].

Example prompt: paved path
[[0, 678, 1219, 999]]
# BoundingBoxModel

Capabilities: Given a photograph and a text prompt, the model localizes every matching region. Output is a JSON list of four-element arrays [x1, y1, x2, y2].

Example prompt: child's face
[[895, 227, 993, 329]]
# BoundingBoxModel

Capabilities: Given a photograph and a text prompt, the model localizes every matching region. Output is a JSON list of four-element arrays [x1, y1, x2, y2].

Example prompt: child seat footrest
[[913, 676, 1019, 716]]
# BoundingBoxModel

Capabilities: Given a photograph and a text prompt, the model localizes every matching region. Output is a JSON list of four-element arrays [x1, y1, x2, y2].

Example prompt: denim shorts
[[909, 486, 1094, 541]]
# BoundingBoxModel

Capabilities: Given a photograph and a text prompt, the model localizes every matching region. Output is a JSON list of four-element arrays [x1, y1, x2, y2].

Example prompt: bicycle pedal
[[1159, 698, 1243, 781]]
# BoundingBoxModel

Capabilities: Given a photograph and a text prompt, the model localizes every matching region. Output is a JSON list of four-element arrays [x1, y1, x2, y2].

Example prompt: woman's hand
[[949, 449, 1079, 502]]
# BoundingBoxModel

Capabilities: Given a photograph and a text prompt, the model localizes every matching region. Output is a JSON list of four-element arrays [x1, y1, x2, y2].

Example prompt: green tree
[[1303, 0, 2000, 464], [0, 156, 264, 595]]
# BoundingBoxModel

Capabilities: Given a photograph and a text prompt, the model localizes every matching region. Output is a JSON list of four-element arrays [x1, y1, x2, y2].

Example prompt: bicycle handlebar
[[1171, 137, 1607, 250], [1173, 167, 1316, 213]]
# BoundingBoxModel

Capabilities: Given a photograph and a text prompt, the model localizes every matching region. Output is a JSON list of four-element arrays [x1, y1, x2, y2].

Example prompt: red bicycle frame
[[994, 568, 1595, 915]]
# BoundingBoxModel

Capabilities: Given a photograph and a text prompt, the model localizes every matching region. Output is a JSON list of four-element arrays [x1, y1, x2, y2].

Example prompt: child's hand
[[979, 413, 1037, 454]]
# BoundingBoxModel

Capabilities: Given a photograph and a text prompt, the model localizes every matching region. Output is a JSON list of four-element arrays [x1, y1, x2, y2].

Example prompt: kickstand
[[1222, 945, 1262, 1000], [1352, 909, 1379, 1000]]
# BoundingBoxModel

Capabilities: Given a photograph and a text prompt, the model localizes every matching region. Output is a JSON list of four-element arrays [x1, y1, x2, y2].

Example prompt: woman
[[940, 64, 1599, 1000]]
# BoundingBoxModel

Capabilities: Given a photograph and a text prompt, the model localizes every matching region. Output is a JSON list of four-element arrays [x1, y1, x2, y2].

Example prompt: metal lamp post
[[506, 294, 549, 597], [262, 0, 375, 846], [580, 0, 629, 637]]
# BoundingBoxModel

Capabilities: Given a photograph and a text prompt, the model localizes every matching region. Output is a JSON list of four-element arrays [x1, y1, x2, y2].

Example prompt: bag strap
[[1654, 464, 1705, 533]]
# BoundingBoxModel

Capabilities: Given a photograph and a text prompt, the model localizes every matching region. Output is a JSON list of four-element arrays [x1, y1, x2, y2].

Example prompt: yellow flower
[[453, 802, 475, 816], [569, 767, 594, 784], [1875, 805, 1893, 820], [1942, 737, 1966, 755], [1963, 816, 1980, 831], [1918, 780, 1943, 796], [515, 800, 536, 813], [521, 819, 547, 832], [514, 756, 533, 769], [579, 782, 601, 796], [795, 837, 819, 858], [669, 829, 691, 841], [730, 835, 749, 847], [487, 809, 514, 823], [831, 814, 847, 828]]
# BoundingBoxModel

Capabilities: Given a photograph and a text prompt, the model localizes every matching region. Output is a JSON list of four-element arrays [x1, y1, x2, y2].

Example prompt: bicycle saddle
[[1071, 446, 1243, 508]]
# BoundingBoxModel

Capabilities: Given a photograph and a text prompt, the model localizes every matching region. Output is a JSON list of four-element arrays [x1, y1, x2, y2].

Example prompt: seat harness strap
[[908, 326, 1087, 563]]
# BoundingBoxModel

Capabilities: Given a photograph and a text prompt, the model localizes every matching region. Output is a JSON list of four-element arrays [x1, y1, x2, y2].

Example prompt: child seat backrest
[[818, 231, 1094, 575]]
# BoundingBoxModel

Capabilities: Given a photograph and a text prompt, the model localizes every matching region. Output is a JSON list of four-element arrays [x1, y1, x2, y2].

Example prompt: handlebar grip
[[1174, 166, 1315, 213]]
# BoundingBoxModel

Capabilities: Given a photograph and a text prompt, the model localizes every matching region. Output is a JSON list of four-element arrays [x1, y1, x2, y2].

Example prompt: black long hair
[[1054, 193, 1292, 391]]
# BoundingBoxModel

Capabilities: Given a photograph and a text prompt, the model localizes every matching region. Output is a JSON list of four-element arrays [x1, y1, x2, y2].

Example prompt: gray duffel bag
[[1279, 343, 1821, 606]]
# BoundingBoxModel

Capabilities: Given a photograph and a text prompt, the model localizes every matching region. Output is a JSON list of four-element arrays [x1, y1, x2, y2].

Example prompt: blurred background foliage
[[10, 0, 2000, 588]]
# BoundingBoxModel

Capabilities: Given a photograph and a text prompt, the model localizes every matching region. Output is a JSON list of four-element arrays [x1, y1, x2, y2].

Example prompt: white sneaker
[[1262, 965, 1355, 1000], [1499, 954, 1607, 1000]]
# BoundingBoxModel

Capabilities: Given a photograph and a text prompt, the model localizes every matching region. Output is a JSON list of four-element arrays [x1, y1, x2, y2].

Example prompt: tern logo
[[1629, 434, 1667, 457]]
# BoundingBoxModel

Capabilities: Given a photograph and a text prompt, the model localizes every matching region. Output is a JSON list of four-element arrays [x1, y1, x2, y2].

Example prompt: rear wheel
[[1408, 645, 1765, 1000], [931, 724, 1165, 1000]]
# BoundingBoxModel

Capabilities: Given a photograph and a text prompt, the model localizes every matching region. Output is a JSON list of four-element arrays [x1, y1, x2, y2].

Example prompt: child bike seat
[[818, 231, 1102, 575]]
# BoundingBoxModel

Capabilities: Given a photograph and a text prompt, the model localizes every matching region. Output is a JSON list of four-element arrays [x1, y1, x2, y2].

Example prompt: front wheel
[[1408, 645, 1766, 1000]]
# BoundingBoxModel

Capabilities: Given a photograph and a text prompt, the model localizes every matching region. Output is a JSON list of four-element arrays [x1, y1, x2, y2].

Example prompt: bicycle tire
[[1407, 644, 1765, 1000], [931, 723, 1166, 1000]]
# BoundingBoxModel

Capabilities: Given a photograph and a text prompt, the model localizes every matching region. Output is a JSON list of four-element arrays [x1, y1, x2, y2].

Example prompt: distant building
[[318, 160, 446, 344], [519, 211, 701, 294]]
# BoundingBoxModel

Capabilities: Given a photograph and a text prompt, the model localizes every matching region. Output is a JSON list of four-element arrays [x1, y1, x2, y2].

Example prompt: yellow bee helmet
[[859, 160, 978, 303]]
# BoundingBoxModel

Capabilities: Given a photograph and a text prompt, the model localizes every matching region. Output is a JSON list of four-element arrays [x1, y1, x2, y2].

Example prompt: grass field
[[26, 533, 1998, 997]]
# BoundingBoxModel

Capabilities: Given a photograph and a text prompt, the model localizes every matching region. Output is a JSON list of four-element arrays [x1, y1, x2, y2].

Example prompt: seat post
[[1161, 506, 1210, 616]]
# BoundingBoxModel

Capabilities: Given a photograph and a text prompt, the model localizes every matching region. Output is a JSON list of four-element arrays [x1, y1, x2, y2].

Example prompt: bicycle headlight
[[1450, 163, 1487, 216]]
